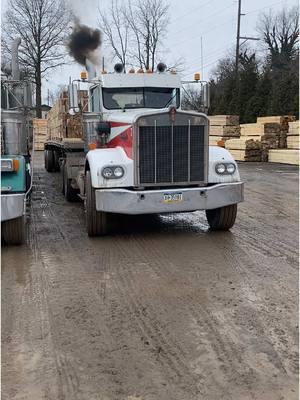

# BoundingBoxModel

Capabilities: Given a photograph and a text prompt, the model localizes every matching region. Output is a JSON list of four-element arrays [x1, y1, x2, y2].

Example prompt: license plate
[[163, 193, 183, 203]]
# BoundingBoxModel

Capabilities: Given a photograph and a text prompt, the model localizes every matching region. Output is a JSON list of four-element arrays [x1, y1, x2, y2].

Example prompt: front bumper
[[95, 182, 244, 214], [1, 193, 25, 222]]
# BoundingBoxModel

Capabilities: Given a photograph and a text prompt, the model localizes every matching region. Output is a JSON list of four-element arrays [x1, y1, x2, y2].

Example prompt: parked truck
[[1, 38, 33, 245], [45, 63, 244, 236]]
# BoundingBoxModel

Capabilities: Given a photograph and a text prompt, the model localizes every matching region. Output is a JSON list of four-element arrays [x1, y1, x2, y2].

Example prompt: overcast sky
[[1, 0, 298, 104]]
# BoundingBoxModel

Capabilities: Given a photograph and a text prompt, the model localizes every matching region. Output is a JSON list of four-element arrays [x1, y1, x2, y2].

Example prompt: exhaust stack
[[11, 37, 21, 81]]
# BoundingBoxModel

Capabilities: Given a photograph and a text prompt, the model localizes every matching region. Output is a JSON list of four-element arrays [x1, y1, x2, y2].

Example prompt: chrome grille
[[138, 124, 205, 185]]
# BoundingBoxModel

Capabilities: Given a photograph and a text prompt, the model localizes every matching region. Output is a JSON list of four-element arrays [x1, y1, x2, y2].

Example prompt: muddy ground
[[2, 152, 299, 400]]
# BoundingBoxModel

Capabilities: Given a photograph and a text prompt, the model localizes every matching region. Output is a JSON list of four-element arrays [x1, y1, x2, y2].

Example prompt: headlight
[[215, 163, 226, 174], [1, 159, 13, 172], [102, 166, 125, 179], [102, 167, 114, 178], [215, 162, 236, 175], [226, 163, 236, 174]]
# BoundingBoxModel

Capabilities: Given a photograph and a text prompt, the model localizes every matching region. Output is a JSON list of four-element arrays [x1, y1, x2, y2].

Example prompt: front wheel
[[206, 204, 237, 231], [2, 216, 25, 245], [44, 149, 54, 172], [85, 171, 113, 236]]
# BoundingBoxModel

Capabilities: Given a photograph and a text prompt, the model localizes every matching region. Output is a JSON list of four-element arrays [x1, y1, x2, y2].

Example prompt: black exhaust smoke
[[68, 19, 102, 66]]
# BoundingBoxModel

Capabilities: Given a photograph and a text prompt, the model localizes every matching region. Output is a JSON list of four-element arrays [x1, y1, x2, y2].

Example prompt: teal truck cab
[[1, 38, 33, 244]]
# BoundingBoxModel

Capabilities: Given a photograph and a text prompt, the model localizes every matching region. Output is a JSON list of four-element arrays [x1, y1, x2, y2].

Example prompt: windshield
[[102, 87, 180, 110]]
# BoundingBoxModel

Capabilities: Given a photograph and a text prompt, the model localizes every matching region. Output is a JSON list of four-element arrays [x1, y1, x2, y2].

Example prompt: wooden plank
[[227, 149, 261, 162], [225, 137, 261, 150], [240, 123, 262, 136], [208, 115, 239, 126], [47, 90, 88, 141], [268, 149, 299, 165], [209, 125, 240, 136], [287, 136, 299, 149]]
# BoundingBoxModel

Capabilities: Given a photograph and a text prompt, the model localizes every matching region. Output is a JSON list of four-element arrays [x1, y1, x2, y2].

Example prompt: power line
[[170, 0, 215, 24], [169, 3, 236, 42]]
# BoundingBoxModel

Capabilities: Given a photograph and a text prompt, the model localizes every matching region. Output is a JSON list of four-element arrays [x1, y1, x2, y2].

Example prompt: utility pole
[[235, 0, 260, 75], [200, 36, 204, 80], [235, 0, 243, 74]]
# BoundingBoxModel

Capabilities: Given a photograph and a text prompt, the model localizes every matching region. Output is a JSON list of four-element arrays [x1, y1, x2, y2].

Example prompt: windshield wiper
[[162, 91, 178, 108]]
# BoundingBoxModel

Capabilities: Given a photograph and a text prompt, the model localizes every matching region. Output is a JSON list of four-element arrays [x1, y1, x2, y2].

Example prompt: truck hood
[[104, 108, 207, 125]]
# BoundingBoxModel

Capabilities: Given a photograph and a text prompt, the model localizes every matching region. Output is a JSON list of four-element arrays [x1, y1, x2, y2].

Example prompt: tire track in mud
[[124, 233, 293, 396], [113, 235, 250, 394], [29, 169, 145, 398]]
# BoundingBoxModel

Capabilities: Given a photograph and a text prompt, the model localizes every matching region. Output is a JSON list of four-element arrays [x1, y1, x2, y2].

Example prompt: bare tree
[[98, 0, 129, 71], [124, 0, 169, 71], [257, 7, 299, 69], [3, 0, 70, 117]]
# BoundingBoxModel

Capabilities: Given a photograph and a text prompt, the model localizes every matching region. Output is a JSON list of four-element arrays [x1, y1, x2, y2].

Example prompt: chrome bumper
[[95, 182, 244, 214], [1, 193, 25, 222]]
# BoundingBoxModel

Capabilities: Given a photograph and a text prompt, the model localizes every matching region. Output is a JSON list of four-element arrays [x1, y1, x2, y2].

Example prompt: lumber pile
[[209, 115, 240, 147], [267, 120, 299, 165], [257, 116, 296, 132], [225, 137, 262, 161], [268, 149, 299, 165], [286, 121, 299, 150], [33, 118, 47, 151], [47, 90, 88, 141]]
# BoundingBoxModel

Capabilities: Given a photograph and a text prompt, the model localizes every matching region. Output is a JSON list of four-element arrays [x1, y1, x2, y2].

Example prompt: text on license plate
[[163, 193, 183, 203]]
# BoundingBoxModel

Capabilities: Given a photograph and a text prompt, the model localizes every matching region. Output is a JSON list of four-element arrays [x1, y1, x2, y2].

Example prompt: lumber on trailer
[[208, 115, 239, 126], [268, 149, 299, 165], [47, 90, 88, 141], [33, 119, 48, 151]]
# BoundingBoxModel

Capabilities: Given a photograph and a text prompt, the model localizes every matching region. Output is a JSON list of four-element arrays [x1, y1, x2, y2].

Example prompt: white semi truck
[[45, 64, 244, 236]]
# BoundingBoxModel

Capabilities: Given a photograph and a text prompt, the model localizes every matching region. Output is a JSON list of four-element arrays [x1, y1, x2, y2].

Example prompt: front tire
[[2, 216, 25, 245], [85, 171, 113, 236], [206, 204, 237, 231], [45, 149, 55, 172]]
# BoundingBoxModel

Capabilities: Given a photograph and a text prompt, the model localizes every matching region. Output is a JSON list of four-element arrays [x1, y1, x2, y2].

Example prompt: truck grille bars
[[138, 123, 205, 186]]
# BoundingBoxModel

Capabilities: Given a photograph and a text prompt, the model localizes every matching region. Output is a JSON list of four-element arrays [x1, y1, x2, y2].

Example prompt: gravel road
[[2, 152, 298, 400]]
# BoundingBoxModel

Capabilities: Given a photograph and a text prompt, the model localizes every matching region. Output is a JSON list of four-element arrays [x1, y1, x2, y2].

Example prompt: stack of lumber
[[47, 90, 88, 141], [209, 115, 240, 147], [268, 149, 299, 165], [257, 115, 296, 133], [225, 137, 262, 161], [286, 121, 299, 149], [268, 120, 299, 165], [33, 119, 47, 151], [260, 123, 287, 161]]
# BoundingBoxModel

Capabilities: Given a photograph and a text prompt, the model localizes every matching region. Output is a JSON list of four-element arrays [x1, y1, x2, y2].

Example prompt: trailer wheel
[[45, 149, 55, 172], [86, 171, 112, 236], [64, 164, 78, 202], [206, 204, 237, 231], [2, 216, 25, 245]]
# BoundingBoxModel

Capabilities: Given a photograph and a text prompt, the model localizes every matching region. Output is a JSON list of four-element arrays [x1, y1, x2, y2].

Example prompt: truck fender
[[208, 146, 241, 183], [86, 147, 134, 188]]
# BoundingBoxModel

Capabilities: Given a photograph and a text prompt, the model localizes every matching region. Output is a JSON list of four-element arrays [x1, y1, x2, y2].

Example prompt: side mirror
[[68, 83, 79, 112], [96, 121, 111, 147]]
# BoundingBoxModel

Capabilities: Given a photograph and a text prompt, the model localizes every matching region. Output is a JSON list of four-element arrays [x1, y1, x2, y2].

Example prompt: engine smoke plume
[[67, 19, 102, 66]]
